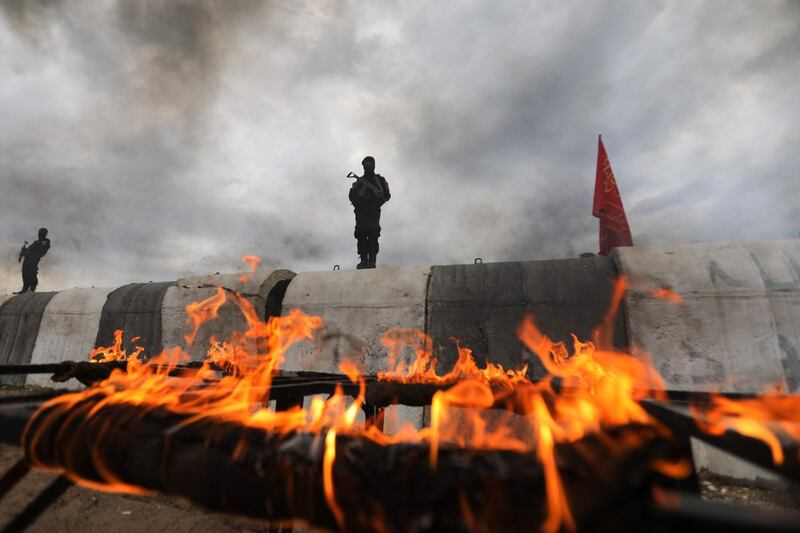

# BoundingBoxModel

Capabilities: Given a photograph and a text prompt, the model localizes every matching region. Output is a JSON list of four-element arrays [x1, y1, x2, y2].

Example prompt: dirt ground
[[0, 443, 288, 533], [0, 385, 289, 532], [697, 469, 800, 515], [1, 385, 799, 531]]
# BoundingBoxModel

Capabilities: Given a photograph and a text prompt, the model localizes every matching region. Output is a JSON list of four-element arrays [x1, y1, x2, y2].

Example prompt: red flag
[[592, 135, 633, 255]]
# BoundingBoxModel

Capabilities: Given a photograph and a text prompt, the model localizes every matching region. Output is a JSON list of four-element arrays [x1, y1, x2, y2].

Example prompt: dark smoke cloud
[[1, 1, 798, 292]]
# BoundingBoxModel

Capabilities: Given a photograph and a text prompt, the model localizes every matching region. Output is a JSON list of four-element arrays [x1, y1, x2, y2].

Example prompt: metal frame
[[0, 363, 798, 531]]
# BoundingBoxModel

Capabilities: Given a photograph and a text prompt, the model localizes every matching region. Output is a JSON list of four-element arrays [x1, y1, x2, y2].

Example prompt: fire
[[378, 329, 528, 388], [239, 255, 262, 282], [184, 286, 227, 345], [690, 393, 800, 465], [324, 428, 345, 530], [28, 274, 796, 532], [629, 282, 684, 305], [88, 329, 144, 363]]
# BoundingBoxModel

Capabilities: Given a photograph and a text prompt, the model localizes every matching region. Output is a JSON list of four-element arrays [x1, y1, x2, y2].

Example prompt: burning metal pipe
[[23, 396, 690, 532]]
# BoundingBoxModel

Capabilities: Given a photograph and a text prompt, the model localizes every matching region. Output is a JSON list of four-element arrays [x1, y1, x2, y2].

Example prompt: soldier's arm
[[381, 177, 391, 203]]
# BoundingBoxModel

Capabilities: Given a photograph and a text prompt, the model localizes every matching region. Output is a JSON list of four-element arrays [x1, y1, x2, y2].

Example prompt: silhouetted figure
[[349, 156, 390, 269], [16, 228, 50, 293]]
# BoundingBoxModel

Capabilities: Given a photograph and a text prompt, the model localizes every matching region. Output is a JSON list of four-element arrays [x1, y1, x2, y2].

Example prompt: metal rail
[[0, 364, 798, 531]]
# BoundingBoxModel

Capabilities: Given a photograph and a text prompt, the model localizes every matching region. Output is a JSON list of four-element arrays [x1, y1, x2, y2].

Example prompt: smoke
[[0, 1, 798, 292]]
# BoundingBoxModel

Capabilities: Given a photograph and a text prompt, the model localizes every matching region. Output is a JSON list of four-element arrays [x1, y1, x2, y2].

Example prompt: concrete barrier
[[282, 267, 431, 432], [613, 239, 800, 394], [426, 258, 625, 379], [94, 282, 175, 359], [160, 270, 295, 361], [614, 240, 800, 484], [282, 267, 430, 372], [0, 292, 58, 385], [26, 287, 114, 390]]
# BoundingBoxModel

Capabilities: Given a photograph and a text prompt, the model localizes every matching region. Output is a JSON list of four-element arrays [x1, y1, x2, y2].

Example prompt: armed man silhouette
[[15, 227, 51, 293], [348, 156, 390, 269]]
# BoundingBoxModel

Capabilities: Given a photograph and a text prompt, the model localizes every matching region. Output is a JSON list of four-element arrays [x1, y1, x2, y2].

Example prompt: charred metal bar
[[641, 399, 800, 483], [0, 360, 772, 409], [274, 394, 304, 411], [22, 397, 689, 532], [1, 475, 73, 533], [0, 361, 126, 387], [0, 460, 29, 501], [0, 364, 77, 375]]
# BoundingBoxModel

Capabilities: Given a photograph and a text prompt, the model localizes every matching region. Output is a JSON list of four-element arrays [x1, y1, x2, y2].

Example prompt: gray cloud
[[1, 0, 798, 292]]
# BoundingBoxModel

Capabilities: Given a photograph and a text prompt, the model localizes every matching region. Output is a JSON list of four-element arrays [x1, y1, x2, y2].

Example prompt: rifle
[[18, 241, 28, 263], [347, 172, 387, 201]]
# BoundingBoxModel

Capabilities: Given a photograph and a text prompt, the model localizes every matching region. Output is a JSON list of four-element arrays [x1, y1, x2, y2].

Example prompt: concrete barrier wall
[[281, 267, 431, 432], [281, 267, 430, 373], [161, 270, 295, 361], [2, 241, 796, 483], [614, 239, 800, 393], [0, 295, 14, 311], [426, 257, 625, 379], [0, 292, 58, 385], [27, 288, 114, 390], [614, 239, 800, 484], [94, 282, 175, 359]]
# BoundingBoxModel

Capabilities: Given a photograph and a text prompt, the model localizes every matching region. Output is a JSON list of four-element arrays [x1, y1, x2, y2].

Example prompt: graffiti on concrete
[[750, 251, 800, 291], [778, 335, 800, 393], [709, 248, 800, 291], [709, 260, 751, 288], [659, 340, 726, 387]]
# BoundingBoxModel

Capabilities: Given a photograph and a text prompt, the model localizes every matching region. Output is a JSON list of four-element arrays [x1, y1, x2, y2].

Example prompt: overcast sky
[[0, 1, 798, 293]]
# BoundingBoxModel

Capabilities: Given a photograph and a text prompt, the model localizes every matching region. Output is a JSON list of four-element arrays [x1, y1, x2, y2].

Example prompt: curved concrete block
[[426, 258, 625, 378], [0, 292, 58, 385], [613, 239, 800, 393], [282, 267, 431, 433], [27, 287, 114, 390], [161, 269, 295, 361], [95, 282, 175, 359], [282, 267, 430, 373]]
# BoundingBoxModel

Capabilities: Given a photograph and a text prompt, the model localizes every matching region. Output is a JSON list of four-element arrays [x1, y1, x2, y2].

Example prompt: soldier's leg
[[367, 219, 381, 268], [354, 216, 369, 269], [21, 263, 34, 293]]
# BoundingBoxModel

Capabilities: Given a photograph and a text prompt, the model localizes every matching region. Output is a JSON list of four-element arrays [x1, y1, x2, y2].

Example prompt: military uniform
[[349, 173, 390, 268], [20, 237, 50, 293]]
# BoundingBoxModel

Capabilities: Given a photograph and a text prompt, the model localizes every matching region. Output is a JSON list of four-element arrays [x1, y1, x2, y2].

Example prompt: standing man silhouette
[[349, 156, 390, 269], [16, 227, 51, 293]]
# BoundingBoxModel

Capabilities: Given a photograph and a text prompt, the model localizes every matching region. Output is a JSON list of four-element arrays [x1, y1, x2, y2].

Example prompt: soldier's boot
[[367, 251, 377, 268], [356, 254, 369, 270]]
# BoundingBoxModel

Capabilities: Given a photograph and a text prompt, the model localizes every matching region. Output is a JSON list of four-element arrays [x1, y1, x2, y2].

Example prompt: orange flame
[[690, 393, 800, 465], [239, 255, 261, 282], [88, 330, 144, 363], [324, 428, 345, 530], [32, 277, 790, 533], [184, 287, 227, 345], [378, 330, 528, 388]]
